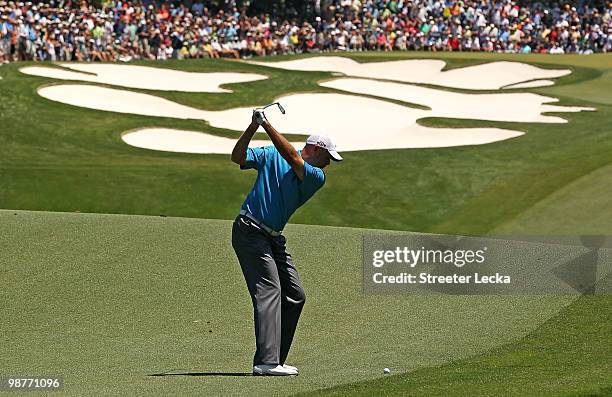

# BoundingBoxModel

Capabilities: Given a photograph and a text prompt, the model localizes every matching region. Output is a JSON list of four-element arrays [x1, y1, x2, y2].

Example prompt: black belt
[[239, 210, 282, 237]]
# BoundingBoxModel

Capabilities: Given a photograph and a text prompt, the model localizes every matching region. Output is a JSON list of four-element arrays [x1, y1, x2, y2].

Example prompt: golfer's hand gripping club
[[252, 102, 285, 126], [252, 109, 267, 126]]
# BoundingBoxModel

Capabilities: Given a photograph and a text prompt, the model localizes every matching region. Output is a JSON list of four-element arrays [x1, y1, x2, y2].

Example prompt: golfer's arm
[[231, 122, 259, 165], [261, 121, 305, 181]]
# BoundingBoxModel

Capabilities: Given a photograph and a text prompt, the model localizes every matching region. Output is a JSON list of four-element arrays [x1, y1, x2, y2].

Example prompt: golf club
[[256, 102, 286, 115]]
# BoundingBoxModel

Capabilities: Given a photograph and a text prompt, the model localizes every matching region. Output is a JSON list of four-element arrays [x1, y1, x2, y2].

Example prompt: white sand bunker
[[503, 80, 555, 89], [39, 84, 525, 152], [122, 128, 294, 154], [40, 84, 209, 119], [320, 78, 594, 124], [37, 68, 595, 153], [123, 126, 520, 154], [20, 63, 267, 93], [248, 57, 570, 90]]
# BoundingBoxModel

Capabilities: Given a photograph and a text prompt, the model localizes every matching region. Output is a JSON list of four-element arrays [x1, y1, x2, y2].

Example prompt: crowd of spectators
[[1, 0, 611, 65]]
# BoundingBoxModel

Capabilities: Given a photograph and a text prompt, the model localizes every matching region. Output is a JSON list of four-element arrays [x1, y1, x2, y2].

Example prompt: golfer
[[231, 110, 342, 376]]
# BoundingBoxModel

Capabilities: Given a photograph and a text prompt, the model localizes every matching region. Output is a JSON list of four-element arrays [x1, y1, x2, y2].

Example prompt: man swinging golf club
[[231, 104, 342, 376]]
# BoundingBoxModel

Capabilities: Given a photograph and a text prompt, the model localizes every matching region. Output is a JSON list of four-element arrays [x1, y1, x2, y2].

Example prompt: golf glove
[[253, 109, 267, 125]]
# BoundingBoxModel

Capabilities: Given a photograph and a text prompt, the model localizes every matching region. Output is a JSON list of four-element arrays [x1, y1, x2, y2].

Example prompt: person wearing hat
[[230, 110, 342, 376]]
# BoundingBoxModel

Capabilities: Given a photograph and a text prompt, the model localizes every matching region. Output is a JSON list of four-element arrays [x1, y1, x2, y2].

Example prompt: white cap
[[306, 134, 343, 161]]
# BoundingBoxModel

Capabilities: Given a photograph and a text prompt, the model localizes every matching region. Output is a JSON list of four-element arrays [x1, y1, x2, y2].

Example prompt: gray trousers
[[232, 215, 306, 366]]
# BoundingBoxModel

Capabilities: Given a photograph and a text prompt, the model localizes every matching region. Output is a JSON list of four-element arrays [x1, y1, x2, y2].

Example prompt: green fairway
[[299, 294, 612, 397], [1, 52, 611, 396], [0, 210, 574, 395], [493, 162, 612, 234]]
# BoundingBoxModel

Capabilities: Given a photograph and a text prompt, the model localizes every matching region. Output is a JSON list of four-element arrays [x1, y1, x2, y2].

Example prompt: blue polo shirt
[[240, 145, 325, 232]]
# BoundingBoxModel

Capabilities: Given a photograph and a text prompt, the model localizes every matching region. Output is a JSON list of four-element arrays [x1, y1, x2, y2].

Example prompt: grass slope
[[297, 294, 612, 397], [493, 161, 612, 234], [0, 210, 573, 396], [0, 53, 610, 234]]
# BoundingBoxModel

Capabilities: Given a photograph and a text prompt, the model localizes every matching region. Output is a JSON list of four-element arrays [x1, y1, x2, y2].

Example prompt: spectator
[[0, 0, 610, 66]]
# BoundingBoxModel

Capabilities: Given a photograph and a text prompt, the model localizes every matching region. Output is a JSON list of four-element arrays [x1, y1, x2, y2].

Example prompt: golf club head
[[262, 102, 286, 115]]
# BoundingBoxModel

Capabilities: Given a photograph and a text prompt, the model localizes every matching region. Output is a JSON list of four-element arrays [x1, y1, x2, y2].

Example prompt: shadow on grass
[[149, 371, 253, 377]]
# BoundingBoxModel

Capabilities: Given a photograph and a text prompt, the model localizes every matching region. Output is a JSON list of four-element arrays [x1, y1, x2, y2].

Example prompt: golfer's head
[[303, 135, 343, 169]]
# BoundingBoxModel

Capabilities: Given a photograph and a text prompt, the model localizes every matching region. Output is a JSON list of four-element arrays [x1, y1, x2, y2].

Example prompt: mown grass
[[298, 293, 612, 397], [1, 52, 611, 396], [0, 210, 575, 396]]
